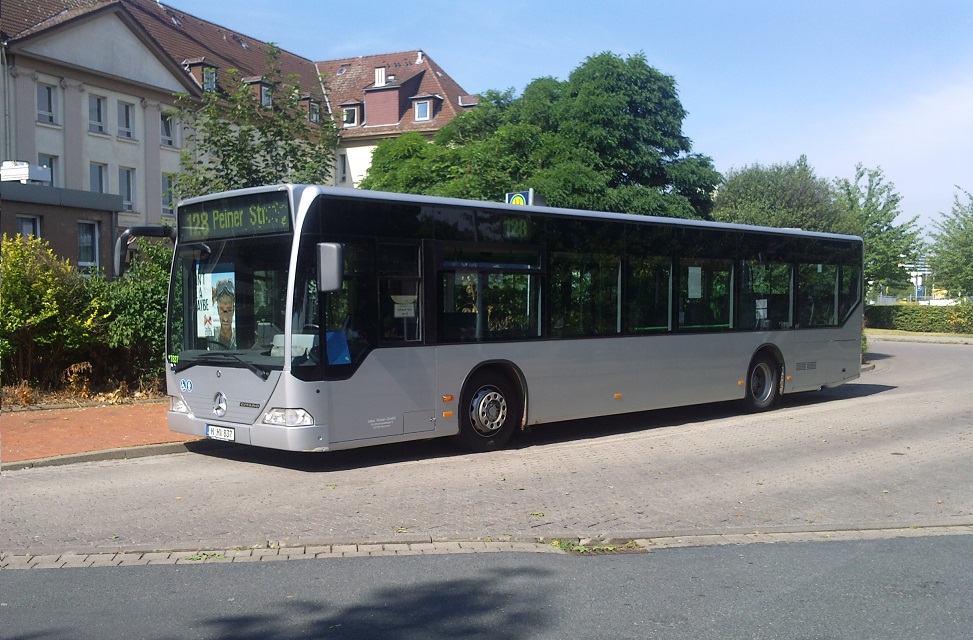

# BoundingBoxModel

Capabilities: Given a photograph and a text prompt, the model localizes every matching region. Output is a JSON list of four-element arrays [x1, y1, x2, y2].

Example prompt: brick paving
[[1, 401, 197, 465]]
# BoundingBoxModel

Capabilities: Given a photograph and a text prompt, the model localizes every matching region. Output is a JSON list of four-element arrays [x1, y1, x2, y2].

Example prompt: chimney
[[416, 50, 424, 64], [374, 67, 386, 87]]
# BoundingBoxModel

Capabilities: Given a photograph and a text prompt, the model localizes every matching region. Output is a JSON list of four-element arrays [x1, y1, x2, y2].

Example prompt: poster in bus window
[[197, 268, 236, 348]]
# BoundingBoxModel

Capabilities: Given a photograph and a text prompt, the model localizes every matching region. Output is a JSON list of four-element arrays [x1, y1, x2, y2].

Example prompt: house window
[[342, 107, 358, 127], [309, 101, 321, 124], [37, 154, 58, 187], [119, 167, 136, 211], [339, 153, 348, 183], [260, 84, 273, 108], [161, 113, 176, 147], [17, 216, 40, 238], [78, 221, 99, 271], [414, 100, 431, 121], [202, 66, 217, 92], [37, 84, 58, 124], [89, 95, 107, 133], [117, 102, 135, 139], [89, 163, 107, 193], [162, 173, 176, 216]]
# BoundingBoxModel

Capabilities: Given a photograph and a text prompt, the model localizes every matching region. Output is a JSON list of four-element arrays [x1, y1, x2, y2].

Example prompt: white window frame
[[17, 215, 41, 238], [260, 84, 273, 108], [162, 173, 176, 216], [309, 101, 321, 124], [78, 221, 100, 271], [414, 100, 431, 122], [37, 154, 58, 187], [161, 113, 176, 147], [119, 167, 136, 211], [37, 84, 58, 124], [117, 102, 135, 139], [89, 162, 107, 194], [89, 95, 107, 133], [342, 107, 358, 127]]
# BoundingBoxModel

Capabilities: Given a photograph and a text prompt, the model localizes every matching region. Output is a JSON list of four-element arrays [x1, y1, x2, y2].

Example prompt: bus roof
[[178, 183, 864, 245]]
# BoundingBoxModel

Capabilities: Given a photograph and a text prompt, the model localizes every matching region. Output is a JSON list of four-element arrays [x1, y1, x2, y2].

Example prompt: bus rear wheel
[[744, 354, 781, 412], [457, 371, 520, 452]]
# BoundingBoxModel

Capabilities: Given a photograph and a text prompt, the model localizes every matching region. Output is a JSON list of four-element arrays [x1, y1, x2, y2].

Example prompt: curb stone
[[3, 524, 972, 569]]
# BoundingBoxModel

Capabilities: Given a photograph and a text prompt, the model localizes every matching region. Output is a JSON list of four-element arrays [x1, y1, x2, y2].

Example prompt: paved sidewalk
[[1, 401, 200, 470]]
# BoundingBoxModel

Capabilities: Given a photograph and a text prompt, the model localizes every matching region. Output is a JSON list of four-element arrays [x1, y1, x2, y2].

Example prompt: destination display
[[178, 191, 291, 241]]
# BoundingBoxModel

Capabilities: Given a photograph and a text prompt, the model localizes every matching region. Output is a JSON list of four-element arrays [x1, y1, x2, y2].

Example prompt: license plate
[[206, 425, 235, 441]]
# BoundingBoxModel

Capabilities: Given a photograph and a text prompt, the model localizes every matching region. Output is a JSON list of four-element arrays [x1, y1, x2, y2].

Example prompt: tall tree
[[361, 53, 720, 219], [176, 46, 339, 198], [834, 164, 923, 292], [928, 190, 973, 297], [712, 156, 854, 233]]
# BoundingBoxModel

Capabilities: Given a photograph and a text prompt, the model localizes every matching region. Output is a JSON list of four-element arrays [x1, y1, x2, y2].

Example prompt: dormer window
[[243, 76, 273, 108], [300, 95, 322, 124], [342, 106, 359, 127], [184, 59, 219, 93], [202, 66, 217, 92], [411, 94, 442, 122], [414, 100, 431, 122]]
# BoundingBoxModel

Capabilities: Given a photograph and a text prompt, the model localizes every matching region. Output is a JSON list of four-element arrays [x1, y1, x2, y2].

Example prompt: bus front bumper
[[168, 411, 332, 452]]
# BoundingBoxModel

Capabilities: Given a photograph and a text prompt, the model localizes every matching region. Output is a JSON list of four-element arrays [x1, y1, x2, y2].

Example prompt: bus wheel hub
[[471, 388, 507, 435]]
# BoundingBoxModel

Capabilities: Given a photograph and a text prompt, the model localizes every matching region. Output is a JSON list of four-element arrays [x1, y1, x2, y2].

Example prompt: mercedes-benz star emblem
[[213, 392, 228, 418]]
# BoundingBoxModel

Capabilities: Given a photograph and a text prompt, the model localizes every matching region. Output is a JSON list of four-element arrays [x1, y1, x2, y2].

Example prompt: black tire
[[457, 370, 521, 452], [744, 353, 781, 412]]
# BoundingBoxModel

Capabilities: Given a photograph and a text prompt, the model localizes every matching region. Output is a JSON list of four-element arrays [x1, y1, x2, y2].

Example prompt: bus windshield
[[168, 234, 298, 376]]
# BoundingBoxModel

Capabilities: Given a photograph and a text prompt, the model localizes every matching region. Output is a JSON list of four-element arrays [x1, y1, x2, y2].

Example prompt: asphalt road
[[3, 535, 972, 640], [2, 339, 972, 555]]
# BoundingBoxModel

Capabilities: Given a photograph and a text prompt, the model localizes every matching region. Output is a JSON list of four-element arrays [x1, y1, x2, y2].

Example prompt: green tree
[[929, 190, 973, 297], [0, 234, 105, 387], [834, 164, 923, 293], [176, 46, 339, 198], [712, 156, 854, 233], [361, 53, 720, 218]]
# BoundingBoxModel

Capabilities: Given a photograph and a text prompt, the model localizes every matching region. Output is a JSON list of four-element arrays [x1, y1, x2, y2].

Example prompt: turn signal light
[[442, 395, 454, 403]]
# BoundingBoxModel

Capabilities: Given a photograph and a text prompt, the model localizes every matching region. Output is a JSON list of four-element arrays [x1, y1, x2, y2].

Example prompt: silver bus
[[120, 184, 863, 453]]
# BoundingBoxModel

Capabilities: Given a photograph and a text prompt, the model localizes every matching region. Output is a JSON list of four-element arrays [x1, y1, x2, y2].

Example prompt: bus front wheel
[[744, 354, 781, 412], [458, 371, 520, 452]]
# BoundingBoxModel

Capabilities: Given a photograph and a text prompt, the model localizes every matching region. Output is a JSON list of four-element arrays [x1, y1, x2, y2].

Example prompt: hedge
[[864, 302, 973, 334]]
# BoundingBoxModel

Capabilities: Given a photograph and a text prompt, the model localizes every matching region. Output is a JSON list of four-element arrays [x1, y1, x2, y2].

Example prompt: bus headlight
[[170, 396, 190, 414], [263, 408, 314, 427]]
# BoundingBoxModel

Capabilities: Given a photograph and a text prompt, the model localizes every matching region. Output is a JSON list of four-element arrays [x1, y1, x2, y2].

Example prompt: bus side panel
[[788, 310, 863, 393], [327, 347, 438, 444], [435, 334, 765, 427]]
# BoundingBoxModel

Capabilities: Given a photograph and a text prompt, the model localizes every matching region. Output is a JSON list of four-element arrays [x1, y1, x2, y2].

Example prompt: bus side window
[[379, 244, 421, 343]]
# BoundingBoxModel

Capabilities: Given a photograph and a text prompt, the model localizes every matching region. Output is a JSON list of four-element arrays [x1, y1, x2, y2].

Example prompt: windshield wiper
[[187, 352, 271, 381]]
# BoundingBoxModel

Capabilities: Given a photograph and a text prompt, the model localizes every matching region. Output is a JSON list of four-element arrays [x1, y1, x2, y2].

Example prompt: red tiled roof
[[317, 50, 476, 139], [2, 0, 323, 100]]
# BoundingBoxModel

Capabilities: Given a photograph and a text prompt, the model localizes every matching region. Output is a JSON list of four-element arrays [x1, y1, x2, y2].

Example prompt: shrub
[[86, 238, 172, 389], [864, 301, 973, 334], [0, 234, 106, 388]]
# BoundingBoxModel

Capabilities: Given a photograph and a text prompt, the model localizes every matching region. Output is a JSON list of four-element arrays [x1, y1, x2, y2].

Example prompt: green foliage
[[928, 190, 973, 297], [86, 239, 173, 387], [176, 46, 339, 198], [834, 164, 923, 291], [865, 301, 973, 334], [361, 52, 720, 219], [0, 234, 105, 388], [713, 156, 854, 233]]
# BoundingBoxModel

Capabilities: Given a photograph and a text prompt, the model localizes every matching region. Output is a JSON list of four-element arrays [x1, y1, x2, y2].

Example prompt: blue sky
[[187, 0, 973, 233]]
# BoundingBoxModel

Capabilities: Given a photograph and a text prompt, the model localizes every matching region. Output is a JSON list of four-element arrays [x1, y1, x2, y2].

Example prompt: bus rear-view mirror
[[317, 243, 344, 292]]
